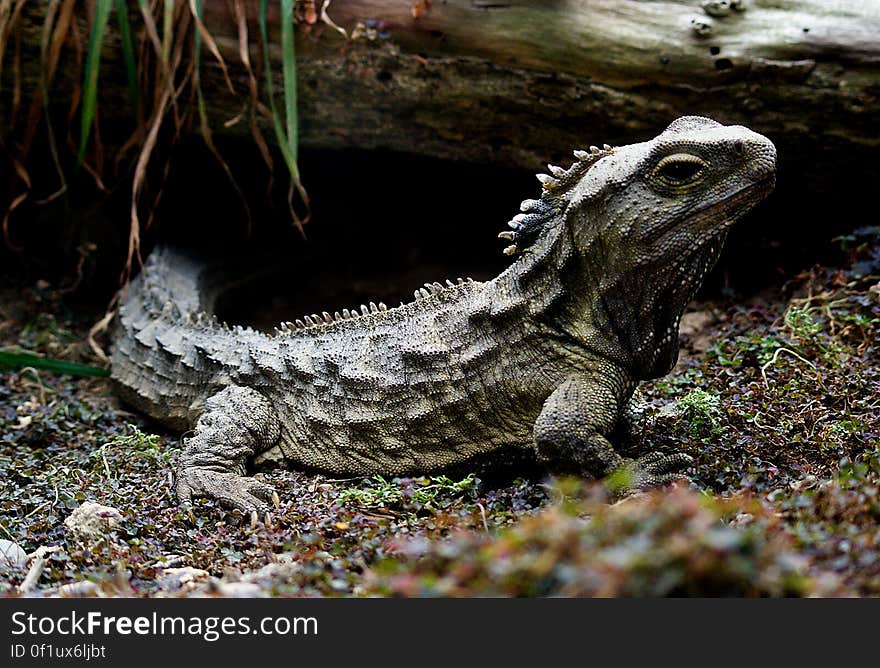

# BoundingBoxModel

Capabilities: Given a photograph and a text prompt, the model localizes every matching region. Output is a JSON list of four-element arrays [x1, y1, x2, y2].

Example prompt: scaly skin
[[110, 116, 777, 513]]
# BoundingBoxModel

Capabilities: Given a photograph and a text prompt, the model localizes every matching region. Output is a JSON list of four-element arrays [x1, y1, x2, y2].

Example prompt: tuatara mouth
[[709, 174, 776, 220], [680, 174, 777, 240]]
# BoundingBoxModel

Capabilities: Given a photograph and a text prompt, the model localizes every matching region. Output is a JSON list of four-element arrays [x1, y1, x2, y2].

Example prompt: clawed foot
[[176, 467, 280, 516], [607, 451, 693, 493]]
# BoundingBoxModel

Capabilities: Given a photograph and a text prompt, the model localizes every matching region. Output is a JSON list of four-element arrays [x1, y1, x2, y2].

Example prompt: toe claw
[[175, 467, 281, 518], [645, 472, 687, 487], [250, 510, 259, 528], [639, 451, 693, 475], [653, 453, 693, 473], [636, 452, 665, 467], [609, 451, 693, 494]]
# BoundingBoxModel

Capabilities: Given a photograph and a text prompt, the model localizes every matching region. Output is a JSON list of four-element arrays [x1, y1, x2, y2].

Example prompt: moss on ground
[[1, 228, 879, 596]]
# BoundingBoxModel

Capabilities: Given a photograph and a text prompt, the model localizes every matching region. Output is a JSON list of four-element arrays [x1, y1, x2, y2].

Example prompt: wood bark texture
[[7, 1, 880, 197]]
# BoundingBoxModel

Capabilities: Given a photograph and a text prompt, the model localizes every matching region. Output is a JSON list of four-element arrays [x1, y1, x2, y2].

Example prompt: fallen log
[[5, 1, 877, 168], [199, 0, 879, 176]]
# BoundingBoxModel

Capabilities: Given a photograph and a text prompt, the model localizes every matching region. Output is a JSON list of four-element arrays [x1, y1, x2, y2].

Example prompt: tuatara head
[[566, 115, 776, 263], [502, 116, 777, 377]]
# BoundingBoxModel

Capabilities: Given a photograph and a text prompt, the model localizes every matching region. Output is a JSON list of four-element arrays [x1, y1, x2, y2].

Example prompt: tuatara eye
[[655, 154, 707, 186]]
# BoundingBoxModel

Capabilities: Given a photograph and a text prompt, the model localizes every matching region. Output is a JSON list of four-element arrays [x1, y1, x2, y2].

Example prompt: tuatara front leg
[[533, 373, 691, 489], [175, 386, 282, 513]]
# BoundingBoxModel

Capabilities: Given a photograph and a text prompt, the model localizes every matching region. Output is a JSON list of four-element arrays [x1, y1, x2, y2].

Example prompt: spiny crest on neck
[[274, 277, 476, 335], [497, 143, 615, 256]]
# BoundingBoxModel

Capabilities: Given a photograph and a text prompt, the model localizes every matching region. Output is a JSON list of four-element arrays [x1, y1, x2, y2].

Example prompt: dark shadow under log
[[3, 1, 879, 277]]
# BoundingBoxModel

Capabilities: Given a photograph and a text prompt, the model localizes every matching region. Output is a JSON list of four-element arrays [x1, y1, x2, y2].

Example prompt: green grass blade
[[192, 0, 203, 114], [192, 0, 203, 68], [259, 0, 301, 184], [77, 0, 113, 165], [280, 0, 298, 167], [0, 349, 110, 378], [259, 2, 286, 155], [114, 0, 138, 111]]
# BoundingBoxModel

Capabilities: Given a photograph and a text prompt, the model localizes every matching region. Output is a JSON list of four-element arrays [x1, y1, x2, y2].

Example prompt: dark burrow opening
[[190, 144, 861, 332], [1, 135, 866, 331]]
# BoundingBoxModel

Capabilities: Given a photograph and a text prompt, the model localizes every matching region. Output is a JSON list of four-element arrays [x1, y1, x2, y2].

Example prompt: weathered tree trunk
[[202, 1, 880, 174], [7, 0, 880, 167], [7, 1, 880, 200]]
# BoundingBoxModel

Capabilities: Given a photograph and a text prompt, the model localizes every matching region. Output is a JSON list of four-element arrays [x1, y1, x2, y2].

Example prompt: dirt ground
[[1, 229, 879, 597]]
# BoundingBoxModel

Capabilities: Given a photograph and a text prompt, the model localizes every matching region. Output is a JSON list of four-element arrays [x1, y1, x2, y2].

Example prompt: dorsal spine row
[[276, 277, 476, 334]]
